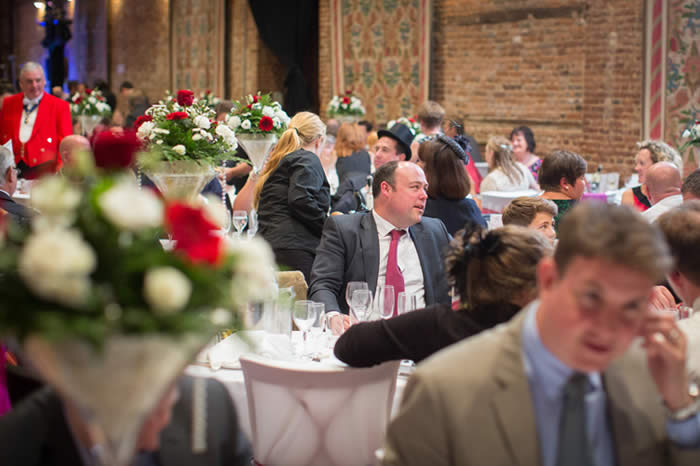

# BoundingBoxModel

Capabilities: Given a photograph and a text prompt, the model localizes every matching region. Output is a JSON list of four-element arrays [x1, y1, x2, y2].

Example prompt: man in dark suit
[[0, 62, 72, 178], [309, 161, 451, 324], [0, 146, 33, 227], [0, 375, 252, 466]]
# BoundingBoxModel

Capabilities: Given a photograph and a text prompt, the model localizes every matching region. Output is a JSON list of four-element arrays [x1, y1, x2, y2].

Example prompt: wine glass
[[232, 210, 248, 239], [345, 281, 368, 312], [247, 208, 258, 238], [397, 292, 417, 315], [293, 300, 318, 357], [220, 209, 232, 235], [309, 302, 326, 358], [350, 289, 373, 322], [374, 284, 395, 319]]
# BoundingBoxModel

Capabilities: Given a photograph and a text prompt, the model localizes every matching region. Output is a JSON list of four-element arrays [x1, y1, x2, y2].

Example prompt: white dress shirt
[[20, 95, 43, 144], [642, 194, 683, 223], [372, 210, 425, 308]]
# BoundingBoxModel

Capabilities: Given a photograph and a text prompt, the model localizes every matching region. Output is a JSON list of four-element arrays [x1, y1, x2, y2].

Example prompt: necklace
[[23, 102, 39, 124]]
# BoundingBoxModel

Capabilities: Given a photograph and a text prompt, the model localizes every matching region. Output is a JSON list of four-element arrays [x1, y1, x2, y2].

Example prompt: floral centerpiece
[[70, 88, 112, 136], [327, 89, 366, 121], [226, 92, 290, 173], [388, 116, 423, 139], [136, 89, 239, 201], [0, 137, 278, 465], [198, 90, 222, 109], [681, 120, 700, 152]]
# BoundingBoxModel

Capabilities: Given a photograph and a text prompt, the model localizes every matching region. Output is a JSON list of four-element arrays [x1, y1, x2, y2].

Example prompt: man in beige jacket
[[384, 202, 700, 466]]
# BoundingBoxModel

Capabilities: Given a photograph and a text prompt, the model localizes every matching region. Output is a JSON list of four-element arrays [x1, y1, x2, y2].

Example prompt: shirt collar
[[521, 301, 602, 399], [372, 210, 407, 237], [22, 93, 43, 107]]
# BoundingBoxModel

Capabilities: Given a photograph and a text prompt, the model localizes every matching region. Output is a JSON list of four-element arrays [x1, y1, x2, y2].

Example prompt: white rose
[[143, 266, 192, 315], [252, 103, 262, 111], [262, 106, 275, 117], [273, 117, 281, 128], [210, 308, 233, 326], [30, 176, 81, 221], [192, 133, 203, 141], [19, 228, 96, 306], [152, 128, 170, 135], [227, 236, 278, 303], [99, 179, 163, 230], [215, 125, 238, 149], [172, 144, 186, 156], [227, 115, 241, 130], [88, 96, 96, 104], [193, 115, 211, 129], [241, 119, 251, 130]]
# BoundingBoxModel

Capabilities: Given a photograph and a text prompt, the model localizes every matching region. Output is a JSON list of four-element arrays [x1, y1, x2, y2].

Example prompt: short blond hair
[[555, 203, 671, 282], [502, 197, 558, 226], [637, 139, 683, 171], [416, 101, 445, 129]]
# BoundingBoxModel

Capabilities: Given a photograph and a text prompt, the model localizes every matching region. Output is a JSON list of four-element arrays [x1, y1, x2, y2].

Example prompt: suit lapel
[[408, 222, 433, 303], [490, 313, 542, 466], [359, 213, 379, 293]]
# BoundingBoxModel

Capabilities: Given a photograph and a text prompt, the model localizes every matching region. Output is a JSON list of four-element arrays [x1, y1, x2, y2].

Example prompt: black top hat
[[377, 123, 415, 160]]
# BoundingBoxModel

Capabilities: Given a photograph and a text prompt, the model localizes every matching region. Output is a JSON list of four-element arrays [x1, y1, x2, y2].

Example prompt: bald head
[[59, 135, 91, 166], [646, 162, 682, 205]]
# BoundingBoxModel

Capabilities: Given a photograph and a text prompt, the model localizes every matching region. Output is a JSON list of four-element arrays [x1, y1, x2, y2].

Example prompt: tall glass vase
[[142, 160, 216, 203], [24, 334, 208, 466], [236, 133, 277, 174], [79, 115, 102, 137]]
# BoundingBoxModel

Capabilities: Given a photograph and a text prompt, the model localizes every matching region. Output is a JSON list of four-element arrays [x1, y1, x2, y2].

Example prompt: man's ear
[[398, 153, 407, 162], [537, 257, 558, 295]]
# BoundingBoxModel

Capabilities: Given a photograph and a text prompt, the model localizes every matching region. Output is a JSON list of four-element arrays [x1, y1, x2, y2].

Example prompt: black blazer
[[308, 212, 452, 314], [422, 197, 486, 236], [335, 150, 371, 185], [258, 149, 330, 253], [331, 172, 369, 214], [0, 190, 34, 227]]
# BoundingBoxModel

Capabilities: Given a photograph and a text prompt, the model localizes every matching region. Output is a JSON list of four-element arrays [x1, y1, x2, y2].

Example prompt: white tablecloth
[[185, 362, 410, 439]]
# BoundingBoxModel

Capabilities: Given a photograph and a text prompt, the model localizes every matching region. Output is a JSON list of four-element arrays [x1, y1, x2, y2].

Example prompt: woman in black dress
[[333, 123, 371, 186], [254, 112, 330, 282], [334, 224, 553, 367]]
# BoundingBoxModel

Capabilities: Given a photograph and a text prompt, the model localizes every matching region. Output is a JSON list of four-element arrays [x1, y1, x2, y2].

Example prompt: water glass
[[345, 281, 368, 311], [350, 289, 373, 322], [232, 210, 248, 238], [293, 300, 318, 357], [397, 292, 417, 315], [375, 284, 395, 319]]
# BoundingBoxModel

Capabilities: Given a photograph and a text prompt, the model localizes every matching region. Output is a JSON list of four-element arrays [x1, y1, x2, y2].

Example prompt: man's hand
[[329, 313, 357, 335], [649, 285, 676, 314]]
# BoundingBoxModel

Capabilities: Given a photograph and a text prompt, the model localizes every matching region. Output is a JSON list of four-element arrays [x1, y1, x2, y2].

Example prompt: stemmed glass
[[375, 284, 395, 319], [397, 292, 417, 315], [345, 281, 368, 312], [293, 300, 319, 357], [247, 208, 258, 238], [232, 210, 248, 239], [350, 289, 373, 322]]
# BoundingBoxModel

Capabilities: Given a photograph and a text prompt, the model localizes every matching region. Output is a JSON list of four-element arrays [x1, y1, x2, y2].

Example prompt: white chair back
[[240, 357, 400, 466]]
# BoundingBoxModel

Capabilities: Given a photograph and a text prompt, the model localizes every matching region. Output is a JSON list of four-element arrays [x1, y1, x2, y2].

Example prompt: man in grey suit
[[384, 202, 700, 466], [309, 161, 451, 325]]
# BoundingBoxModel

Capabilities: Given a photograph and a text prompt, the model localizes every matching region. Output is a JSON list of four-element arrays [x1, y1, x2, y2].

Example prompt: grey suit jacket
[[308, 212, 452, 314], [383, 311, 700, 466]]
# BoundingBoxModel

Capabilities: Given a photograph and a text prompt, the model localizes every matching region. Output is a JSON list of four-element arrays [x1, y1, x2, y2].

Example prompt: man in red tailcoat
[[0, 62, 72, 179]]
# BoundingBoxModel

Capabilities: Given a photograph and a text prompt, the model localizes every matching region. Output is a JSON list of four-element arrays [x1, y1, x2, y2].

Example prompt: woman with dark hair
[[537, 149, 587, 231], [334, 224, 553, 367], [510, 126, 541, 180], [417, 135, 486, 235]]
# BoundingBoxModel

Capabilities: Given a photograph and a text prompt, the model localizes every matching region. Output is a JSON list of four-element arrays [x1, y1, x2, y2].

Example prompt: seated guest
[[417, 135, 486, 235], [255, 112, 329, 282], [442, 115, 481, 163], [58, 135, 90, 167], [0, 146, 33, 227], [480, 136, 538, 192], [374, 123, 414, 169], [383, 202, 700, 465], [622, 140, 683, 212], [411, 100, 445, 162], [538, 149, 587, 232], [682, 169, 700, 201], [510, 125, 541, 180], [357, 120, 373, 149], [309, 161, 451, 318], [660, 202, 700, 378], [333, 123, 371, 185], [642, 162, 683, 223], [335, 224, 552, 367], [0, 375, 252, 465], [502, 196, 557, 244]]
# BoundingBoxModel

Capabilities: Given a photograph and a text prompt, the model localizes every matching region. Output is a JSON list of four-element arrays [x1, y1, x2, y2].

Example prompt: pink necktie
[[386, 229, 405, 316]]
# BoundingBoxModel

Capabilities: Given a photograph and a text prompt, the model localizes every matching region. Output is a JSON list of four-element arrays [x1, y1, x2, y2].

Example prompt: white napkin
[[207, 330, 294, 369]]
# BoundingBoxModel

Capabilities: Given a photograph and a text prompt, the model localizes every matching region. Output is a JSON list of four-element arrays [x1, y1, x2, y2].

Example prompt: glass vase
[[235, 133, 277, 174]]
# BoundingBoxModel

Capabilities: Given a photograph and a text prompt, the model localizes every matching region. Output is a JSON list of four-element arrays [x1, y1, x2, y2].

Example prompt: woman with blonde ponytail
[[255, 112, 330, 281]]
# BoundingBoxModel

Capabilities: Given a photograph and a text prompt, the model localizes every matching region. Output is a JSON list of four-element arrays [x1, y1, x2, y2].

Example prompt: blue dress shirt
[[521, 302, 700, 466]]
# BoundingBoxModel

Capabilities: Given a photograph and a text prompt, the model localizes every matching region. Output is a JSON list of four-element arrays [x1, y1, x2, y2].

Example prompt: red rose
[[252, 95, 259, 103], [342, 96, 351, 105], [98, 96, 105, 102], [92, 129, 142, 171], [165, 203, 223, 265], [85, 88, 92, 95], [176, 89, 195, 107], [74, 96, 83, 104], [246, 104, 252, 109], [166, 111, 188, 120], [345, 89, 352, 95], [133, 114, 153, 131], [259, 116, 274, 132], [409, 117, 416, 123]]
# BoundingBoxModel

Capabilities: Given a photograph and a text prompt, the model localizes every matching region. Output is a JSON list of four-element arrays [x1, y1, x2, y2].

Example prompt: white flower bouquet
[[226, 92, 290, 138], [388, 116, 422, 138], [680, 119, 700, 153], [328, 89, 366, 118], [70, 87, 112, 118]]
